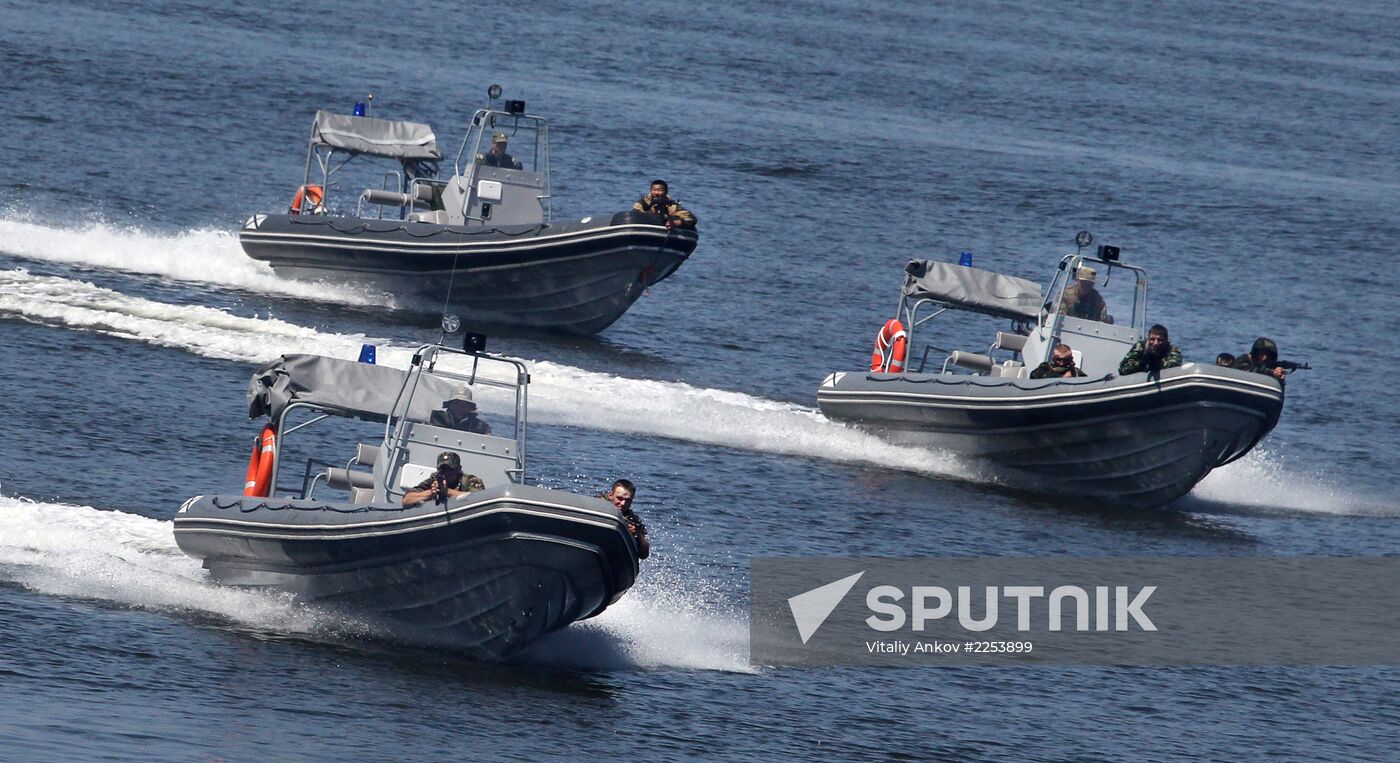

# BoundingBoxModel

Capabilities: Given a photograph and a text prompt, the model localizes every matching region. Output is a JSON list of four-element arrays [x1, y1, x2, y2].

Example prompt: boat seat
[[361, 188, 431, 208], [991, 360, 1025, 379], [353, 443, 379, 467], [948, 351, 994, 375], [993, 331, 1028, 353], [408, 210, 451, 224], [325, 467, 374, 491]]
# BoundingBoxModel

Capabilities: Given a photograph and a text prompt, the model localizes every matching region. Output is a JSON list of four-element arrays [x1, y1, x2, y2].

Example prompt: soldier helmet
[[491, 132, 508, 143], [1077, 266, 1097, 282], [1250, 337, 1278, 360], [436, 451, 462, 470]]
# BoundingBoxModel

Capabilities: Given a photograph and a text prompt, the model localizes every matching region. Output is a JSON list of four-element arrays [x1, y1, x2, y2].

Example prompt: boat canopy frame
[[894, 250, 1150, 375], [297, 110, 444, 215], [895, 260, 1043, 372], [1041, 253, 1149, 334], [253, 344, 530, 498]]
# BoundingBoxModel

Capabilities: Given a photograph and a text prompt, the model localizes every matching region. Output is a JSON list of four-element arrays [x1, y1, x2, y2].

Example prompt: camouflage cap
[[492, 131, 508, 143], [436, 451, 462, 469], [1077, 266, 1097, 282], [1251, 336, 1278, 358]]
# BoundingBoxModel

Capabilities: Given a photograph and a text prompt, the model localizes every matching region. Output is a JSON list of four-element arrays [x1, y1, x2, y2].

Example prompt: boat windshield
[[460, 111, 547, 175], [1050, 257, 1145, 331], [394, 348, 526, 443]]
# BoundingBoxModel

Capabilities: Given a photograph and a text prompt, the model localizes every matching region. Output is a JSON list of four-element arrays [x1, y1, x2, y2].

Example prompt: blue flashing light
[[353, 102, 366, 117], [358, 344, 377, 364], [959, 251, 973, 267]]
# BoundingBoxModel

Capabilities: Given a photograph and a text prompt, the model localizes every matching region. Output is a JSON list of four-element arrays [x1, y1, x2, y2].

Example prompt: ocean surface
[[2, 0, 1399, 759]]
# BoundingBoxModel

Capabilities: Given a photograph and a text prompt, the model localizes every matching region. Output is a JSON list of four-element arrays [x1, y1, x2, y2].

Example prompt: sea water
[[1, 0, 1398, 759]]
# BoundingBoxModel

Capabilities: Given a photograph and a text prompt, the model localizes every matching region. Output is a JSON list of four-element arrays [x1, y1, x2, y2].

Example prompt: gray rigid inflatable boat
[[241, 97, 697, 334], [817, 237, 1284, 509], [174, 345, 640, 658]]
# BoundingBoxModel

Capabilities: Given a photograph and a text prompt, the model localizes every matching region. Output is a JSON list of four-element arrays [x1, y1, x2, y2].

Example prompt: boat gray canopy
[[247, 354, 455, 423], [310, 110, 441, 161], [904, 260, 1043, 322]]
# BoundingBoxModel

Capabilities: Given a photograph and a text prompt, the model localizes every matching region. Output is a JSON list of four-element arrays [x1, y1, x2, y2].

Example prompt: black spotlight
[[1097, 244, 1121, 262], [505, 99, 526, 114], [463, 332, 488, 353]]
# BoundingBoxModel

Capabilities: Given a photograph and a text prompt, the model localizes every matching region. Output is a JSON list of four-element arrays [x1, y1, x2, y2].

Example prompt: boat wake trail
[[1189, 448, 1397, 516], [0, 268, 976, 483], [0, 495, 358, 636], [0, 215, 391, 306]]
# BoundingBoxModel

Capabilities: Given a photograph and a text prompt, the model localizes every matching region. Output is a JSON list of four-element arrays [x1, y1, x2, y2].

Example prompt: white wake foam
[[0, 215, 391, 306], [0, 495, 346, 634], [0, 268, 976, 483], [522, 567, 753, 672], [3, 267, 1378, 515], [1190, 448, 1396, 516]]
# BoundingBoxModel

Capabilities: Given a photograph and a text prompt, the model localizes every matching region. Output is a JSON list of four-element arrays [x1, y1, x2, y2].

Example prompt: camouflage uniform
[[412, 471, 486, 494], [633, 193, 697, 228], [1060, 283, 1109, 322], [1029, 362, 1088, 379], [429, 409, 493, 435], [1118, 340, 1183, 375], [477, 150, 521, 169], [598, 492, 650, 559], [409, 452, 485, 495], [1238, 337, 1285, 384]]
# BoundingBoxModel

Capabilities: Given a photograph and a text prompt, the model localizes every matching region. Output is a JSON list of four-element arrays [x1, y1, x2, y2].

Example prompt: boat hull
[[817, 365, 1284, 509], [173, 484, 639, 658], [239, 211, 698, 334]]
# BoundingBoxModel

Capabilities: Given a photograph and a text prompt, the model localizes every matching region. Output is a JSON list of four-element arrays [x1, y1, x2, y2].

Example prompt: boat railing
[[357, 171, 403, 220], [900, 295, 1033, 375], [1032, 253, 1149, 375], [267, 402, 345, 498], [383, 345, 529, 485], [404, 178, 449, 223], [450, 107, 553, 226]]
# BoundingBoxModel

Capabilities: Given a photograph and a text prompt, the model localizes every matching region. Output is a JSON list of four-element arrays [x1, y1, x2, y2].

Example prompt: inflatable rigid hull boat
[[175, 484, 636, 658], [174, 345, 641, 659], [241, 93, 697, 334], [818, 234, 1287, 509], [240, 210, 695, 335], [819, 365, 1282, 508]]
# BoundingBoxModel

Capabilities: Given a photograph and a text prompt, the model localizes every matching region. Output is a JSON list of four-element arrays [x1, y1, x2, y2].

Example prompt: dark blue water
[[2, 0, 1399, 759]]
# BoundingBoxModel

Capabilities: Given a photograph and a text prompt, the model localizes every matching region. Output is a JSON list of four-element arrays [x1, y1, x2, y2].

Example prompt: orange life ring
[[289, 184, 325, 215], [242, 425, 277, 497], [870, 319, 908, 373]]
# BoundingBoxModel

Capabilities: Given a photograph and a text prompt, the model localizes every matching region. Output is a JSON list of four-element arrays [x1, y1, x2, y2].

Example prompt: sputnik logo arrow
[[787, 571, 865, 644]]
